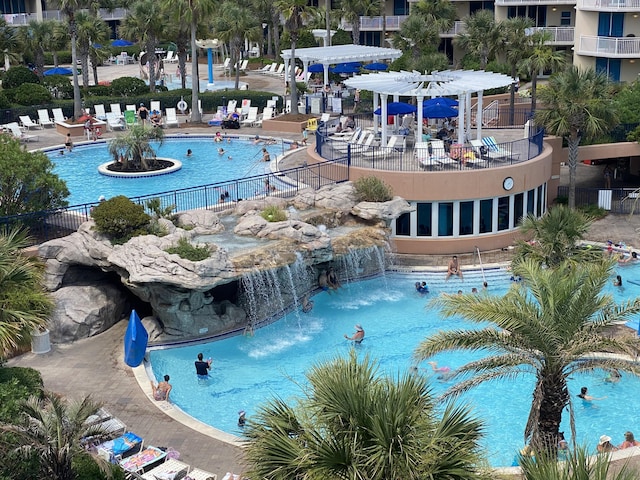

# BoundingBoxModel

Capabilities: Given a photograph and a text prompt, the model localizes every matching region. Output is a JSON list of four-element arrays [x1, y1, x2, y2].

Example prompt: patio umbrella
[[308, 63, 324, 73], [43, 67, 73, 76], [424, 97, 458, 107], [364, 62, 388, 71], [124, 309, 149, 368], [111, 39, 134, 47], [374, 102, 417, 115], [423, 103, 458, 119], [331, 63, 361, 74]]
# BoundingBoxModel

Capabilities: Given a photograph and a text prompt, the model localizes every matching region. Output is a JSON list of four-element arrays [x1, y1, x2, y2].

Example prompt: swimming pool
[[149, 262, 640, 467], [48, 137, 285, 206]]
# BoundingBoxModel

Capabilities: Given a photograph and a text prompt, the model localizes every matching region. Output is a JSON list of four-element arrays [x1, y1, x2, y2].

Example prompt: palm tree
[[415, 258, 640, 457], [455, 10, 504, 69], [0, 392, 110, 480], [519, 30, 566, 111], [50, 21, 70, 68], [411, 0, 456, 33], [244, 351, 485, 480], [164, 0, 217, 123], [502, 17, 534, 125], [17, 21, 54, 79], [108, 125, 165, 171], [0, 18, 20, 72], [213, 0, 261, 89], [76, 13, 110, 87], [0, 228, 53, 357], [340, 0, 380, 45], [535, 67, 617, 209]]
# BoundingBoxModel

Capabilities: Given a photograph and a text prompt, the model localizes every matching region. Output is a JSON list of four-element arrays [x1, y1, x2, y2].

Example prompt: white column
[[323, 65, 329, 86], [283, 59, 289, 87], [477, 91, 483, 140], [417, 94, 424, 141], [465, 92, 472, 143], [381, 93, 388, 146], [373, 92, 379, 133], [457, 93, 464, 144], [393, 94, 399, 134], [302, 60, 309, 84]]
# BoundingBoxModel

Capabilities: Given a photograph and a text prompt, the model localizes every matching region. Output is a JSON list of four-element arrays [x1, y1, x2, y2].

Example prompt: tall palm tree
[[519, 30, 566, 111], [415, 258, 640, 456], [535, 67, 617, 209], [76, 13, 110, 87], [108, 125, 165, 171], [17, 21, 54, 79], [0, 392, 110, 480], [0, 229, 53, 357], [340, 0, 380, 45], [165, 0, 217, 123], [502, 17, 534, 125], [244, 351, 485, 480], [455, 10, 503, 69], [0, 18, 20, 72], [411, 0, 456, 33]]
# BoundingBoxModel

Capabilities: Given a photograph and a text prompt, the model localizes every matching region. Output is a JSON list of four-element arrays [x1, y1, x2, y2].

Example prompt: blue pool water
[[48, 137, 285, 206], [149, 262, 640, 467]]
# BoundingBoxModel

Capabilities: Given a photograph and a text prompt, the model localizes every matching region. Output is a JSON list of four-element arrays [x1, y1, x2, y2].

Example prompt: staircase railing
[[475, 246, 487, 285]]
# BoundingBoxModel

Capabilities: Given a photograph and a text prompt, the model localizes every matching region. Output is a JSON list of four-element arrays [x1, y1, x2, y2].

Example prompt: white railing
[[340, 15, 409, 32], [441, 21, 467, 37], [533, 26, 575, 44], [579, 0, 640, 9], [578, 35, 640, 57], [496, 0, 575, 4], [5, 7, 128, 24]]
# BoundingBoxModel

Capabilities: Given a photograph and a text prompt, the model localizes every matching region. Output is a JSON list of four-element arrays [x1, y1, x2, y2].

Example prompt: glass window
[[537, 185, 544, 216], [460, 201, 474, 236], [438, 202, 453, 236], [513, 193, 524, 227], [396, 212, 410, 236], [417, 203, 432, 237], [479, 199, 493, 234], [527, 190, 535, 215], [498, 196, 510, 231], [394, 0, 409, 15]]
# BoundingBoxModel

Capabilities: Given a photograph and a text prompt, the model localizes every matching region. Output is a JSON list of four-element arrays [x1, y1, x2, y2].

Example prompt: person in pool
[[151, 375, 172, 401], [415, 281, 429, 294], [344, 324, 365, 344], [302, 294, 314, 313], [195, 352, 212, 378], [619, 252, 638, 264], [614, 275, 623, 287], [238, 410, 246, 427], [577, 386, 606, 403], [186, 149, 192, 157]]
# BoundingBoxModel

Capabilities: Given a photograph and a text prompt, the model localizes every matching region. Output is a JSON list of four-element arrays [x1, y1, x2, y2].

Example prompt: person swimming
[[415, 281, 429, 294], [301, 294, 314, 313], [427, 361, 453, 380], [344, 324, 365, 344]]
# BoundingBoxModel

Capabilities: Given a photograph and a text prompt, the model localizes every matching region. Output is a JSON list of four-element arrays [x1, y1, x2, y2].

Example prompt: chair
[[165, 51, 178, 64], [150, 101, 161, 116], [94, 104, 107, 120], [94, 432, 143, 464], [398, 115, 414, 136], [363, 134, 405, 161], [19, 115, 41, 130], [141, 459, 190, 480], [126, 104, 137, 113], [119, 446, 167, 473], [222, 58, 231, 73], [164, 108, 179, 128], [7, 122, 38, 142], [257, 64, 271, 73], [52, 108, 66, 123], [241, 107, 258, 126], [266, 99, 276, 109], [254, 107, 273, 127], [482, 136, 513, 159], [187, 468, 217, 480], [319, 113, 331, 124], [306, 118, 318, 132], [272, 64, 285, 76], [110, 104, 123, 118], [238, 59, 249, 72], [226, 100, 237, 114], [106, 112, 125, 131], [124, 110, 137, 128], [37, 109, 54, 128], [414, 141, 433, 169], [241, 99, 251, 117]]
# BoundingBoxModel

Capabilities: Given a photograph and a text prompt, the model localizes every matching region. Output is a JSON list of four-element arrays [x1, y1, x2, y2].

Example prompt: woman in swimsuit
[[138, 103, 149, 125], [151, 375, 172, 401]]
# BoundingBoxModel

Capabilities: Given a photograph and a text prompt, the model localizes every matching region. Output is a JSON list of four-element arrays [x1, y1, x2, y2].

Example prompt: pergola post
[[373, 92, 379, 133], [477, 91, 484, 140], [302, 60, 309, 84], [465, 92, 472, 144], [381, 93, 388, 146], [417, 94, 424, 141], [323, 65, 329, 87], [457, 93, 464, 145]]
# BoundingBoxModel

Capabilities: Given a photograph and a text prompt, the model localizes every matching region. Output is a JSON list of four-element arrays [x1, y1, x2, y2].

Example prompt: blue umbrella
[[424, 97, 458, 107], [93, 43, 102, 48], [374, 101, 417, 115], [124, 309, 148, 368], [308, 63, 324, 73], [423, 103, 458, 119], [112, 39, 134, 47], [330, 63, 361, 74], [43, 67, 73, 76], [364, 62, 388, 71]]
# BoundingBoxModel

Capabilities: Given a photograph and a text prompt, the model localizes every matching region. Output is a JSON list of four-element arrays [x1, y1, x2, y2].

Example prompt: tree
[[0, 18, 19, 71], [340, 0, 380, 45], [0, 137, 69, 216], [414, 258, 640, 457], [76, 12, 110, 88], [107, 125, 165, 171], [0, 392, 111, 480], [17, 21, 54, 79], [244, 351, 485, 480], [0, 229, 53, 357], [535, 67, 617, 209], [455, 10, 503, 69], [502, 17, 534, 125]]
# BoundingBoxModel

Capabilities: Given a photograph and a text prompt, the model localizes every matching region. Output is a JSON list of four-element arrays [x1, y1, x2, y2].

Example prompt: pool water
[[49, 137, 285, 206], [149, 262, 640, 467]]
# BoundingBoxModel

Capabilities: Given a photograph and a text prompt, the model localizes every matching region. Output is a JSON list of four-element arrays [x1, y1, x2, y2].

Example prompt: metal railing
[[0, 160, 349, 245], [579, 0, 640, 9], [578, 35, 640, 57], [496, 0, 575, 4], [557, 186, 640, 214], [5, 8, 128, 24], [534, 27, 575, 44]]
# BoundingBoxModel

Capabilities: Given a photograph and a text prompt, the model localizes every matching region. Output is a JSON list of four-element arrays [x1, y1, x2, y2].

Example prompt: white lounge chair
[[241, 99, 251, 116], [271, 64, 285, 76], [257, 63, 272, 74], [7, 122, 38, 142], [414, 141, 433, 169], [332, 132, 373, 153], [110, 103, 123, 118], [164, 107, 179, 128], [37, 109, 54, 128], [19, 115, 41, 130], [140, 459, 190, 480], [150, 101, 161, 116], [52, 108, 66, 123], [241, 107, 259, 126], [254, 106, 273, 127], [222, 57, 231, 73], [188, 468, 218, 480], [126, 104, 136, 112], [238, 59, 249, 72], [482, 136, 517, 160], [164, 50, 177, 63], [363, 135, 404, 161], [106, 112, 125, 131], [226, 100, 237, 114], [94, 104, 107, 120]]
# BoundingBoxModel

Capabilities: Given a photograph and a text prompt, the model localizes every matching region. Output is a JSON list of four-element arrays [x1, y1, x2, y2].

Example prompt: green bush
[[261, 205, 287, 222], [165, 237, 211, 261], [110, 77, 148, 97], [0, 367, 43, 422], [83, 85, 112, 98], [0, 91, 11, 109], [72, 452, 125, 480], [332, 28, 353, 46], [353, 176, 393, 202], [42, 75, 74, 100], [3, 66, 39, 89], [579, 204, 607, 219], [12, 83, 52, 105], [91, 195, 151, 243]]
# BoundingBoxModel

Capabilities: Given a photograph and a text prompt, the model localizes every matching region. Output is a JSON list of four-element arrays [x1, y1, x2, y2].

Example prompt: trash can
[[31, 329, 51, 354]]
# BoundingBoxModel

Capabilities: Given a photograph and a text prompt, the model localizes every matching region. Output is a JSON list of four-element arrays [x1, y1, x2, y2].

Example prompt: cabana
[[344, 70, 514, 146]]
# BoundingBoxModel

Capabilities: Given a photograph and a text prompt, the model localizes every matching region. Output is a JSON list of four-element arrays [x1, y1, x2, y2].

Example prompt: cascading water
[[337, 245, 387, 284]]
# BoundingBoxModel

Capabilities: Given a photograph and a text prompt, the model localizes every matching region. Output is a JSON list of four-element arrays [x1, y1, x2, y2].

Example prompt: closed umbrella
[[423, 103, 458, 119], [424, 97, 458, 107], [308, 64, 324, 73], [43, 67, 73, 76], [111, 39, 134, 47], [124, 309, 148, 368], [364, 62, 388, 71], [374, 101, 417, 116]]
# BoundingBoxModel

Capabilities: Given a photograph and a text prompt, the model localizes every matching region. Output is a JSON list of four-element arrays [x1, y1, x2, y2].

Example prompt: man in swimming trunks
[[344, 324, 365, 344], [151, 375, 172, 401], [195, 353, 212, 378], [446, 255, 464, 281]]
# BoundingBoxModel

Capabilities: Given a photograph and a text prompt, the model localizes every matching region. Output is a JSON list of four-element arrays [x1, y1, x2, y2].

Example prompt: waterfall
[[337, 246, 387, 284]]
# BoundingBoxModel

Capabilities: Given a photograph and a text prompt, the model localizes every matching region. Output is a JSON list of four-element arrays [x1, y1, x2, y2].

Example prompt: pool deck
[[8, 65, 640, 478]]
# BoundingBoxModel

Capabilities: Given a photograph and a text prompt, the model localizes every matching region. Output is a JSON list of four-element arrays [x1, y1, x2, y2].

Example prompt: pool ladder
[[474, 246, 487, 285]]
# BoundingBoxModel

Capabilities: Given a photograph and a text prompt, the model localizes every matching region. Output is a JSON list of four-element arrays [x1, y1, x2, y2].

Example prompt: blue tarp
[[123, 310, 148, 367]]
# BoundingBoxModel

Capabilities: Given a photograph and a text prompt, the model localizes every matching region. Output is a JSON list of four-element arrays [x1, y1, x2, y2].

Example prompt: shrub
[[91, 195, 151, 243], [353, 176, 393, 202], [579, 204, 607, 219], [0, 367, 43, 422], [261, 205, 287, 222], [42, 75, 74, 100], [3, 66, 39, 89], [82, 85, 112, 98], [0, 91, 11, 109], [72, 452, 125, 480], [165, 237, 211, 262], [110, 77, 148, 97], [12, 83, 52, 106]]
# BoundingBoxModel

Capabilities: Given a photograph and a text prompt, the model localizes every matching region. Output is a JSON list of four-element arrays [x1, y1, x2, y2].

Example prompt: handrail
[[475, 246, 487, 284]]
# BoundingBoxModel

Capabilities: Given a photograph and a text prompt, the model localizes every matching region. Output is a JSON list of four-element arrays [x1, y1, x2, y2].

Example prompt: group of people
[[318, 267, 341, 292], [598, 431, 640, 453]]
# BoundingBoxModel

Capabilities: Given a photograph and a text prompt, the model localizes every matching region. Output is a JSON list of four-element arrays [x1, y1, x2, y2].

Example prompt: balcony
[[578, 35, 640, 57], [5, 7, 128, 24], [578, 0, 640, 10], [532, 26, 575, 45], [440, 21, 467, 37], [340, 15, 408, 32], [496, 0, 575, 5]]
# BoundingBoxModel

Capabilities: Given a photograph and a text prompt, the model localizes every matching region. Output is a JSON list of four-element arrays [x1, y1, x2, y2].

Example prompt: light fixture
[[631, 59, 636, 64], [634, 13, 639, 18], [552, 7, 557, 11]]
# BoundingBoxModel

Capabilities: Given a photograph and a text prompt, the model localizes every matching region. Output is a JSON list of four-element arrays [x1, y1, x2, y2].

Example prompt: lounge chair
[[238, 59, 249, 72], [241, 107, 259, 126], [19, 115, 41, 130], [164, 108, 179, 128], [126, 104, 137, 113], [141, 459, 190, 480], [110, 103, 123, 118], [150, 101, 161, 117], [333, 132, 375, 154], [254, 107, 273, 127], [482, 136, 514, 160], [94, 431, 143, 463], [37, 109, 54, 128], [164, 50, 178, 64], [362, 135, 404, 161], [240, 99, 251, 117], [414, 141, 434, 169], [106, 112, 125, 131], [52, 108, 66, 123], [84, 407, 127, 438], [119, 446, 167, 474], [188, 468, 218, 480], [7, 122, 38, 142], [94, 104, 107, 120], [226, 100, 237, 114], [271, 64, 285, 76]]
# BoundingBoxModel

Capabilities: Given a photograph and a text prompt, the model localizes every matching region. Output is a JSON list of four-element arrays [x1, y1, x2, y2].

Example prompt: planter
[[262, 117, 316, 134], [55, 119, 107, 138], [31, 329, 51, 354]]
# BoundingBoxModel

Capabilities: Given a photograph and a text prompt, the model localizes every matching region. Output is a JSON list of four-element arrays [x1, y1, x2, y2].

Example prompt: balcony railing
[[441, 21, 467, 37], [533, 26, 575, 44], [578, 35, 640, 58], [5, 7, 128, 24], [496, 0, 575, 4], [340, 15, 409, 32], [579, 0, 640, 10]]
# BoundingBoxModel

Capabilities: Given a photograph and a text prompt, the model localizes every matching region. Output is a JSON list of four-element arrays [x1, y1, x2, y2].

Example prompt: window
[[513, 193, 524, 227], [560, 11, 571, 27], [498, 196, 510, 231], [480, 199, 493, 234], [460, 201, 474, 236], [396, 212, 410, 236], [417, 203, 432, 237], [527, 190, 535, 215], [537, 185, 544, 217], [470, 1, 494, 14], [438, 203, 453, 237], [394, 0, 409, 15]]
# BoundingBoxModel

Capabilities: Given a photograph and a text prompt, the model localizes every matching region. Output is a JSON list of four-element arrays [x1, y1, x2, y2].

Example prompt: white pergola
[[344, 70, 515, 145], [280, 44, 402, 86]]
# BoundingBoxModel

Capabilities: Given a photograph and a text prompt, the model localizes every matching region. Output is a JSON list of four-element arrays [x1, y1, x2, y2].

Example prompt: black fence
[[557, 186, 640, 215]]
